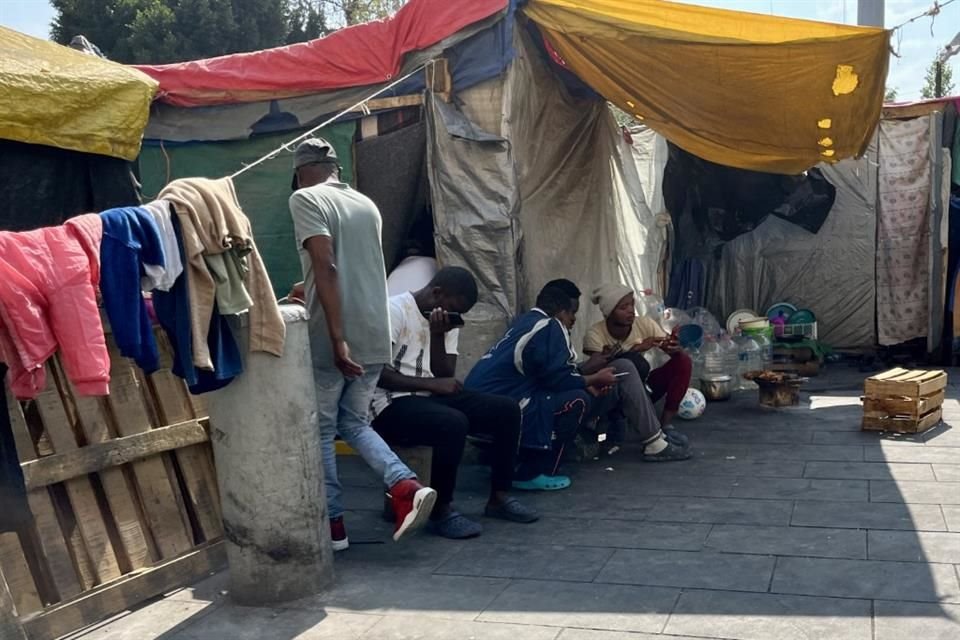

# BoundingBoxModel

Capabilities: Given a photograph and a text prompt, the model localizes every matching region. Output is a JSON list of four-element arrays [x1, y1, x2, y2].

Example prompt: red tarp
[[136, 0, 507, 107]]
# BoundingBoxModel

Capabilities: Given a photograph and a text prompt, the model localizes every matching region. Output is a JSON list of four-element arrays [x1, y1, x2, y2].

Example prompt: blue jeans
[[314, 365, 414, 519]]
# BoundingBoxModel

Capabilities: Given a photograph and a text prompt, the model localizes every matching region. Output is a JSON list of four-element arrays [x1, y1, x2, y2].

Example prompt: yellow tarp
[[524, 0, 890, 174], [0, 27, 157, 161]]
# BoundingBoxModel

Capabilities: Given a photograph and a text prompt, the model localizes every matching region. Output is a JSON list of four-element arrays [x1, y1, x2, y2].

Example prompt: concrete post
[[207, 305, 333, 605]]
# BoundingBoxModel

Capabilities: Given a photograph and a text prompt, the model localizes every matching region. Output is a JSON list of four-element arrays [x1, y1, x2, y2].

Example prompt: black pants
[[373, 391, 521, 509], [516, 388, 594, 481]]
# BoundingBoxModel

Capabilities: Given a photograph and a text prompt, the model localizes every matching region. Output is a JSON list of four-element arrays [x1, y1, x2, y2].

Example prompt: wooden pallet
[[1, 329, 224, 640], [862, 368, 947, 434]]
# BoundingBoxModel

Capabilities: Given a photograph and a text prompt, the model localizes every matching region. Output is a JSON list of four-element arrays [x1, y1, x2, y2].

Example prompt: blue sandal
[[512, 474, 571, 491]]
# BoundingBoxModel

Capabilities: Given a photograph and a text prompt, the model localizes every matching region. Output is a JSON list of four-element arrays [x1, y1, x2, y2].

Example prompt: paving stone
[[557, 630, 703, 640], [613, 460, 804, 480], [478, 580, 678, 634], [434, 543, 613, 582], [944, 506, 960, 532], [284, 571, 510, 621], [565, 471, 737, 499], [864, 445, 960, 464], [813, 431, 913, 445], [164, 572, 229, 604], [689, 429, 814, 445], [694, 443, 864, 462], [645, 497, 794, 526], [792, 500, 947, 531], [361, 618, 560, 640], [933, 464, 960, 481], [595, 549, 775, 592], [63, 599, 215, 640], [730, 477, 869, 502], [663, 589, 872, 640], [874, 600, 960, 640], [921, 421, 960, 447], [868, 530, 960, 563], [771, 556, 960, 603], [804, 461, 935, 481], [705, 524, 866, 559], [176, 606, 382, 640], [476, 517, 711, 551], [870, 480, 960, 504], [525, 490, 660, 520]]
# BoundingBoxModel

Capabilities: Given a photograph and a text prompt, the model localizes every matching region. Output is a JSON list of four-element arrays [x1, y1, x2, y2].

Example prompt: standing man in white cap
[[288, 138, 436, 551]]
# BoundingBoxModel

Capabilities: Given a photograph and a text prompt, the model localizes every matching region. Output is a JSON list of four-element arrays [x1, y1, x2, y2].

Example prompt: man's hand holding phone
[[428, 308, 465, 335]]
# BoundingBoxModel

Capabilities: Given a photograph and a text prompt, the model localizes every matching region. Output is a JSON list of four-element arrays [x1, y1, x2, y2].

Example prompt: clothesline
[[228, 59, 436, 181]]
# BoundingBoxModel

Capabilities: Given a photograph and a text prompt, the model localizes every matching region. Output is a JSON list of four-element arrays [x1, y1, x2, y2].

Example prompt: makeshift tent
[[523, 0, 889, 174], [653, 102, 957, 352], [0, 27, 155, 233], [0, 25, 156, 161], [135, 0, 892, 365]]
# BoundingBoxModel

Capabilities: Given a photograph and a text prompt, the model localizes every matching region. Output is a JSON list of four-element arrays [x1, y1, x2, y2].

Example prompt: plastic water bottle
[[702, 337, 725, 379], [755, 333, 774, 370], [735, 336, 761, 390], [639, 289, 665, 324], [718, 333, 738, 378], [688, 347, 704, 391]]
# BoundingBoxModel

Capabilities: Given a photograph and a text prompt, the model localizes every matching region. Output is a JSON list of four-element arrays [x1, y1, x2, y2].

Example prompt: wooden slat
[[20, 542, 226, 640], [34, 372, 122, 586], [863, 407, 943, 434], [869, 368, 909, 381], [349, 94, 423, 113], [0, 534, 41, 616], [863, 390, 945, 419], [146, 360, 222, 542], [102, 350, 192, 560], [21, 421, 209, 491], [6, 393, 83, 601], [57, 368, 153, 574], [0, 565, 27, 640], [917, 371, 948, 396], [864, 369, 947, 397]]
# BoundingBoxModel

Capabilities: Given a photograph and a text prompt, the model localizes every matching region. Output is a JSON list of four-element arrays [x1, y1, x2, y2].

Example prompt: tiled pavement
[[68, 366, 960, 640]]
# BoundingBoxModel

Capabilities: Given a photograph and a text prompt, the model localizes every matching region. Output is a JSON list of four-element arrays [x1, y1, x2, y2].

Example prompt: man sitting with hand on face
[[373, 267, 539, 540], [584, 283, 693, 438]]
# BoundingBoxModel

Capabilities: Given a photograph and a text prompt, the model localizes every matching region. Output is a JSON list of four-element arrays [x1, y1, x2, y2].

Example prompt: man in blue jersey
[[465, 280, 618, 491]]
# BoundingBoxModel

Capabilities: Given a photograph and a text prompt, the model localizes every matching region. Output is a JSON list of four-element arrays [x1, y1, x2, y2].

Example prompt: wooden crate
[[1, 329, 224, 640], [862, 368, 947, 434]]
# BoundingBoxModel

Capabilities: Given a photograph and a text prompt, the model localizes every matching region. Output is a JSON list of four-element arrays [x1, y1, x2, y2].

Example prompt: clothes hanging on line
[[0, 214, 110, 399], [141, 199, 184, 292], [158, 177, 285, 369], [100, 206, 167, 374], [154, 215, 242, 394]]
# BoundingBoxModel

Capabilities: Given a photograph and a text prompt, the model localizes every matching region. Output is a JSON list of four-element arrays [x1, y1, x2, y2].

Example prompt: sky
[[0, 0, 958, 101]]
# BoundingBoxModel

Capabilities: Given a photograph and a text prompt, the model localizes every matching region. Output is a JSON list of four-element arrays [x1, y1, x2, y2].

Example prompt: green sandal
[[512, 474, 571, 491]]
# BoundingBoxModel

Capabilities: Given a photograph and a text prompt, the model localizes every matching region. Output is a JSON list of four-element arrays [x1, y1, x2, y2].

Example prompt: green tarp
[[139, 122, 356, 296]]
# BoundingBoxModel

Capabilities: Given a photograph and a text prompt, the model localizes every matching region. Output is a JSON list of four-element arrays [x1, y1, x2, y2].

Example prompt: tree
[[50, 0, 403, 64], [920, 49, 955, 100], [884, 87, 898, 102]]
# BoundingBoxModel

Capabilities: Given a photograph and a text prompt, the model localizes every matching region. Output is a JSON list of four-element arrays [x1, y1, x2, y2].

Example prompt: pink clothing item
[[0, 214, 110, 399]]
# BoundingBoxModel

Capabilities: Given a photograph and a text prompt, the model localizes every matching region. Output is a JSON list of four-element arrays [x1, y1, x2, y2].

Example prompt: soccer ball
[[677, 388, 706, 420]]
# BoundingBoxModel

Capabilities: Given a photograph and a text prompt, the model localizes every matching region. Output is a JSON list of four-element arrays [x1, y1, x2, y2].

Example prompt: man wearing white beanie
[[582, 282, 693, 457]]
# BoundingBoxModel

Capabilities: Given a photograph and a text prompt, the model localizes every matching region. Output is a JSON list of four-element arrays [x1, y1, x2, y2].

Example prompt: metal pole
[[857, 0, 884, 27]]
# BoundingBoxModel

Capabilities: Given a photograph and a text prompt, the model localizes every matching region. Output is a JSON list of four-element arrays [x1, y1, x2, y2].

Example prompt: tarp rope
[[228, 59, 434, 180]]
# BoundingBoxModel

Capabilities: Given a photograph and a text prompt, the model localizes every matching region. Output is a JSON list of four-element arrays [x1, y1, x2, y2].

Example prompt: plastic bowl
[[677, 324, 705, 349]]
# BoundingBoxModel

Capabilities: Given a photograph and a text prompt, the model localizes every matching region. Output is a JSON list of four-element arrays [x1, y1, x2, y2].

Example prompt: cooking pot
[[701, 375, 732, 401]]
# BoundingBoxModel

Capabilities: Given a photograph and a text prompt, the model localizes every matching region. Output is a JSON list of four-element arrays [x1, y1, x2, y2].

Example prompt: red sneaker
[[388, 479, 437, 541], [330, 516, 349, 552]]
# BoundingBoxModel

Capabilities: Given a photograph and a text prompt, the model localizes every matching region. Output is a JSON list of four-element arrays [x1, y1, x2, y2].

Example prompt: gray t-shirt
[[289, 182, 391, 368]]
